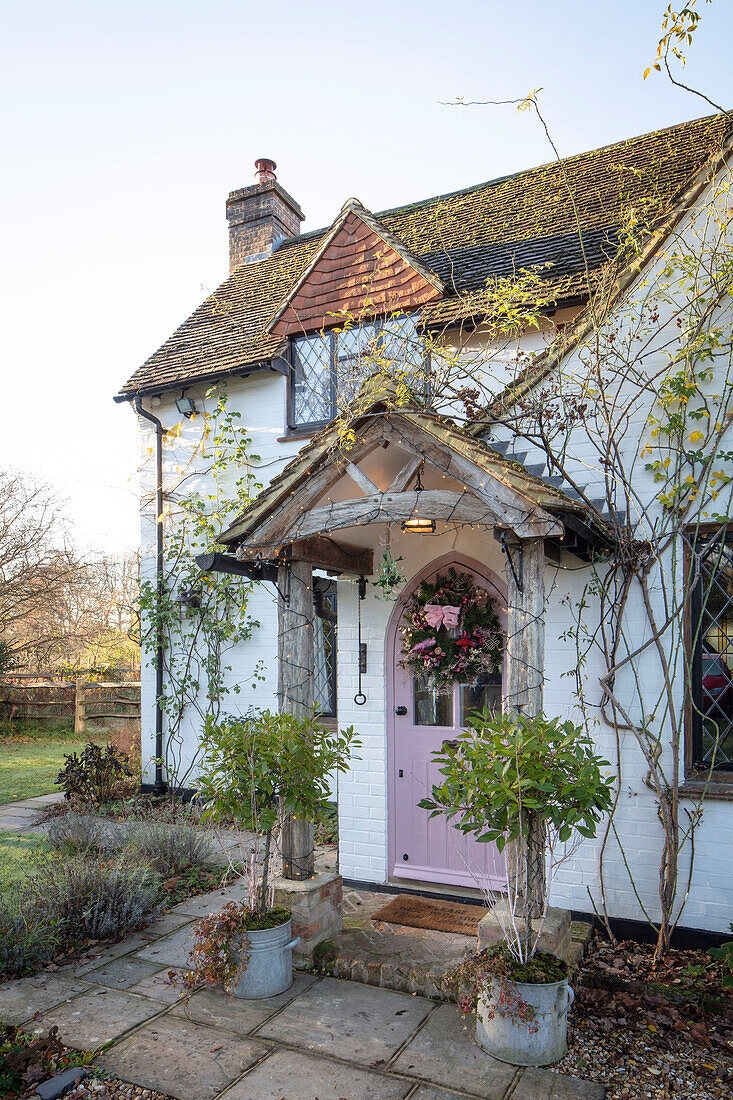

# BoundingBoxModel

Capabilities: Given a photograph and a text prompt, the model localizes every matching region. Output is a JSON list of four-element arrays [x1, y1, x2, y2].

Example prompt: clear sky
[[1, 0, 731, 557]]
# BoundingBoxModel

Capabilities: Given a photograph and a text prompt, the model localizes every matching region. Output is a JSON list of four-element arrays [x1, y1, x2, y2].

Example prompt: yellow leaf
[[689, 430, 705, 443]]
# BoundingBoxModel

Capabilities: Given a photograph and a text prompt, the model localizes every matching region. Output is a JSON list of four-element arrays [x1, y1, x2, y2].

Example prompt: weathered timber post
[[503, 535, 546, 920], [278, 558, 315, 880], [74, 677, 87, 737]]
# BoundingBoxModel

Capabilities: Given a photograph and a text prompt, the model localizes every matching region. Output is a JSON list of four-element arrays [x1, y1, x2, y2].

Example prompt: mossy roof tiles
[[117, 113, 729, 399]]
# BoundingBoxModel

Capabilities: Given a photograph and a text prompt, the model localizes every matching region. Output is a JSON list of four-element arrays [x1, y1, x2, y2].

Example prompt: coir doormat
[[371, 893, 488, 936]]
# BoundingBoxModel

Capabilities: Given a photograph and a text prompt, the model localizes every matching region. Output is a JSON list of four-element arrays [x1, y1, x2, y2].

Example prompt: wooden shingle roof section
[[117, 113, 729, 399]]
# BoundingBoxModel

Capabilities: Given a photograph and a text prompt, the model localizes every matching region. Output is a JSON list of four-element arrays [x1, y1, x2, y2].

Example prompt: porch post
[[278, 558, 316, 880], [503, 535, 546, 918]]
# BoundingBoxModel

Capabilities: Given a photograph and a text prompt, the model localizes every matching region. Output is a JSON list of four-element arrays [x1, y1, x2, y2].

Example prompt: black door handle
[[442, 739, 459, 751], [395, 705, 407, 716]]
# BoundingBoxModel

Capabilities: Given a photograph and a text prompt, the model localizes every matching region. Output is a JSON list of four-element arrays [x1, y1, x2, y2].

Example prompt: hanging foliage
[[400, 568, 503, 686]]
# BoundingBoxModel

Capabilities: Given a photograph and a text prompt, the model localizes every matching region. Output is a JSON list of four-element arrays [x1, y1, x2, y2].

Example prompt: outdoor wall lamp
[[175, 394, 197, 417], [175, 586, 201, 610], [401, 463, 436, 533]]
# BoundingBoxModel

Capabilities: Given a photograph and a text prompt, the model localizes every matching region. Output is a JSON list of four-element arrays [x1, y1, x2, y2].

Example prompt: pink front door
[[389, 560, 506, 891]]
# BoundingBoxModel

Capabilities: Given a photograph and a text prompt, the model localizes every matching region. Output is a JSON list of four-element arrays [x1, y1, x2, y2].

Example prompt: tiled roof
[[117, 113, 730, 399], [269, 200, 444, 336]]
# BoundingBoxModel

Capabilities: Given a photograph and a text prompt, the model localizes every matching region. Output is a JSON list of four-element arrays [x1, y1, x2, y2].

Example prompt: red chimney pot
[[254, 158, 277, 184]]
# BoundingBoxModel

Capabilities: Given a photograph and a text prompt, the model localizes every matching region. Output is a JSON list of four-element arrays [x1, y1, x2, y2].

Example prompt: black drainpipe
[[133, 397, 168, 796]]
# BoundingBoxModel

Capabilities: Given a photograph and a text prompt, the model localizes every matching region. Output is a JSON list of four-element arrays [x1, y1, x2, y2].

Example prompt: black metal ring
[[354, 691, 367, 706]]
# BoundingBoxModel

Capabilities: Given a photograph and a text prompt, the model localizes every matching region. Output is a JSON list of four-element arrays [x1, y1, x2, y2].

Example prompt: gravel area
[[64, 1078, 174, 1100], [559, 1015, 733, 1098]]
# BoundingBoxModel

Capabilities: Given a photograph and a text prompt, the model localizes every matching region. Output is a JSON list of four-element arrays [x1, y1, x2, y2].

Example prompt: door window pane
[[414, 674, 452, 726], [460, 675, 502, 726]]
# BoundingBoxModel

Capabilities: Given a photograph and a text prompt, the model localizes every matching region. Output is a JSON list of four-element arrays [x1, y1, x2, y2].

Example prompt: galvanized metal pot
[[476, 973, 574, 1066], [228, 917, 301, 1000]]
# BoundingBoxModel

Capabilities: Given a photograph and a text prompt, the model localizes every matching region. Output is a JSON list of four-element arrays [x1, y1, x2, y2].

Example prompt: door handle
[[442, 739, 459, 751], [395, 706, 408, 716]]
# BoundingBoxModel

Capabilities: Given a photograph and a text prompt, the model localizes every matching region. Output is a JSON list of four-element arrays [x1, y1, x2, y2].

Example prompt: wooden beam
[[237, 536, 372, 576], [273, 490, 504, 543], [345, 462, 380, 495], [278, 558, 315, 880], [387, 454, 423, 492], [503, 535, 546, 918], [381, 417, 563, 538], [504, 536, 545, 717]]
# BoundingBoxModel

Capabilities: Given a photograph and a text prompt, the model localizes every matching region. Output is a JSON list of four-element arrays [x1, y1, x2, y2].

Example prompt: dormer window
[[289, 314, 427, 430]]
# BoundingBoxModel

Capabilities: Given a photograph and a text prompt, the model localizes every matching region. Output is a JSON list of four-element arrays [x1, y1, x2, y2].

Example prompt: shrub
[[23, 854, 163, 941], [0, 891, 60, 977], [123, 821, 212, 876], [47, 812, 109, 855], [56, 742, 133, 806]]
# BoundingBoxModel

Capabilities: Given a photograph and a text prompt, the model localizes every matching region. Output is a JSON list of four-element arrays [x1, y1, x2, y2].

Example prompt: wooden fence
[[0, 680, 141, 734]]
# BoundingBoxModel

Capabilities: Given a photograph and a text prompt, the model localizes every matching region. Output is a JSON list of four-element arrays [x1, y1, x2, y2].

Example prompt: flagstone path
[[0, 794, 604, 1099]]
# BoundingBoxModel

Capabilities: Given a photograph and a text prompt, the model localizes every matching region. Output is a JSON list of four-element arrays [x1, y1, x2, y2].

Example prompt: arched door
[[388, 556, 506, 890]]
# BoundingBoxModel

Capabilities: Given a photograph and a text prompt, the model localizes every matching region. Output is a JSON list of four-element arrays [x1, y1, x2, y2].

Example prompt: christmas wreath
[[400, 567, 504, 686]]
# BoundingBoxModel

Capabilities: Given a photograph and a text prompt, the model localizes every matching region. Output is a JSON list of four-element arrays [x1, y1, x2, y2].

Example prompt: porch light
[[402, 517, 436, 534], [401, 463, 435, 533]]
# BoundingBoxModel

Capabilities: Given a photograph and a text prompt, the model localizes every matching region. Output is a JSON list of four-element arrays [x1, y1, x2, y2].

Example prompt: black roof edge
[[115, 358, 287, 404]]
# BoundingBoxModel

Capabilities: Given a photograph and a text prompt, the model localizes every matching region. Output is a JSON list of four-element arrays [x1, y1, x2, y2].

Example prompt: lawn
[[0, 723, 85, 804], [0, 831, 49, 893]]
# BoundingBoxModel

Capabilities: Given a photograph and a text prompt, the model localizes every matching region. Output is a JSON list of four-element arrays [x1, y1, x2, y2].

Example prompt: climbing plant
[[137, 386, 264, 792]]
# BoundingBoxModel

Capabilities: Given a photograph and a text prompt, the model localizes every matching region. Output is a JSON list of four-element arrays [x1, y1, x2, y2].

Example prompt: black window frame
[[313, 581, 338, 719], [287, 316, 429, 432], [686, 524, 733, 775]]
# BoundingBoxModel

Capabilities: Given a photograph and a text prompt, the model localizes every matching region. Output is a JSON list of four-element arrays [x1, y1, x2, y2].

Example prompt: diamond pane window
[[313, 586, 337, 718], [689, 529, 733, 770], [292, 333, 333, 426], [289, 315, 428, 429]]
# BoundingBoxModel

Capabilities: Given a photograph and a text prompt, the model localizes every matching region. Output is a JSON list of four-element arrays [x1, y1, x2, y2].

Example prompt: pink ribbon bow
[[424, 604, 461, 630]]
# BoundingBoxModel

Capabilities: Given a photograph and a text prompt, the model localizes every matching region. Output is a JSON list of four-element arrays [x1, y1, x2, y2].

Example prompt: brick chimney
[[226, 159, 304, 272]]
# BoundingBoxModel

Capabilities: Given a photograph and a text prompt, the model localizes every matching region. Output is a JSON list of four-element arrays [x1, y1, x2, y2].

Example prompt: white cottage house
[[117, 115, 733, 938]]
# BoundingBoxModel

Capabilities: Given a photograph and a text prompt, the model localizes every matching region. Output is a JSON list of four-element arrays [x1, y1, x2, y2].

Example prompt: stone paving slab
[[96, 1014, 270, 1100], [410, 1088, 478, 1100], [224, 1047, 412, 1100], [144, 911, 194, 937], [84, 957, 166, 990], [137, 924, 197, 969], [0, 974, 90, 1026], [256, 976, 434, 1066], [391, 1003, 518, 1098], [67, 932, 162, 975], [170, 879, 250, 918], [35, 988, 167, 1049], [171, 972, 318, 1035], [0, 814, 40, 830], [512, 1067, 606, 1099], [127, 968, 189, 1005]]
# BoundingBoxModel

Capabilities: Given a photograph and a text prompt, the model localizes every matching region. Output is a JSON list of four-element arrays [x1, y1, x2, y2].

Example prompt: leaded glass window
[[689, 529, 733, 770], [289, 315, 428, 429], [313, 584, 337, 718]]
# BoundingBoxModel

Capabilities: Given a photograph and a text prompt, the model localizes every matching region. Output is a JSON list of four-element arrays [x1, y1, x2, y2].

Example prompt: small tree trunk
[[259, 828, 272, 916]]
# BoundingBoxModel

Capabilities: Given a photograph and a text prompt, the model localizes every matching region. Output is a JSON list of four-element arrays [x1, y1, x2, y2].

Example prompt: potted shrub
[[189, 709, 358, 999], [420, 709, 613, 1065]]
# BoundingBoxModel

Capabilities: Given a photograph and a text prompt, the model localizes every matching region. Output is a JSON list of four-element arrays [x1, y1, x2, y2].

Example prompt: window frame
[[684, 522, 733, 783], [287, 316, 429, 432]]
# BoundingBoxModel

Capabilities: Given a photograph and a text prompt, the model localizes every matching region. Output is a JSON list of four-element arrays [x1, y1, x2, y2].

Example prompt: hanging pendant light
[[402, 463, 435, 534]]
